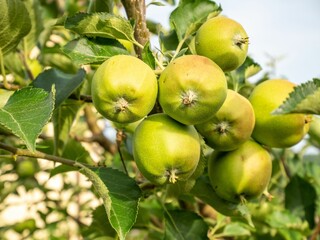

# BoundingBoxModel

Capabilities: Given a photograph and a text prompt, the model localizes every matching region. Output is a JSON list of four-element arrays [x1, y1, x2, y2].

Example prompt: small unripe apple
[[249, 79, 311, 148], [195, 89, 255, 151], [195, 16, 249, 72]]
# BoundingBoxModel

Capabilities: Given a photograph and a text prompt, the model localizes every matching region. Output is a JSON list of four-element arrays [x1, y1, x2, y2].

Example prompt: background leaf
[[164, 210, 208, 240], [0, 0, 32, 55], [62, 37, 129, 65], [78, 165, 142, 240], [65, 12, 137, 44], [273, 78, 320, 115], [285, 175, 317, 228], [170, 0, 221, 41], [0, 87, 55, 151], [88, 0, 114, 14], [31, 68, 86, 108], [141, 42, 156, 69], [52, 99, 83, 156], [23, 0, 44, 53]]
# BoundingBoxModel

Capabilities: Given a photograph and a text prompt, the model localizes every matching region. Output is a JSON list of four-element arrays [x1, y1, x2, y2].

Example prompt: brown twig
[[121, 0, 150, 58], [311, 218, 320, 240], [83, 105, 117, 154], [0, 141, 87, 168], [116, 129, 128, 175]]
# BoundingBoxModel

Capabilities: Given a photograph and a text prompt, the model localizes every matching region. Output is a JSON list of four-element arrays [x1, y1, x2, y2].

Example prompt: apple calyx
[[215, 121, 230, 135], [166, 169, 179, 184], [182, 90, 197, 106], [233, 34, 249, 49], [115, 97, 129, 112]]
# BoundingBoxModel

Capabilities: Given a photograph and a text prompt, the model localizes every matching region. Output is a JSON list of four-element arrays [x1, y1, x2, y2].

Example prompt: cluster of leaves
[[0, 0, 320, 239]]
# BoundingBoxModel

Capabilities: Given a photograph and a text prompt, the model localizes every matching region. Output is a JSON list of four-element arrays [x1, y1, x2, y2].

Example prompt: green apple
[[195, 16, 249, 72], [208, 140, 272, 203], [91, 55, 158, 124], [133, 113, 201, 185], [249, 79, 311, 148], [195, 89, 255, 151], [158, 55, 227, 125]]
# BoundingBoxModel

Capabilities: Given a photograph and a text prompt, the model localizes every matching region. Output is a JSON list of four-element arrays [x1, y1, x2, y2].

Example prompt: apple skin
[[132, 113, 201, 185], [158, 54, 227, 125], [195, 16, 249, 72], [208, 140, 272, 203], [249, 79, 311, 148], [195, 89, 255, 151], [91, 55, 158, 124]]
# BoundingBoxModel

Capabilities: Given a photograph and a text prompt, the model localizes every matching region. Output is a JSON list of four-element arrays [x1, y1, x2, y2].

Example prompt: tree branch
[[0, 142, 89, 168], [83, 105, 117, 154], [121, 0, 150, 58]]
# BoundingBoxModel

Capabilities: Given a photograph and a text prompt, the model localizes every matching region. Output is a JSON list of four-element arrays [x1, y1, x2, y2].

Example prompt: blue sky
[[146, 0, 320, 84]]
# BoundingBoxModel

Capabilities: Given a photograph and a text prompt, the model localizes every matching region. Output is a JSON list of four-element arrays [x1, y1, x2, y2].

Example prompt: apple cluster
[[91, 15, 311, 205]]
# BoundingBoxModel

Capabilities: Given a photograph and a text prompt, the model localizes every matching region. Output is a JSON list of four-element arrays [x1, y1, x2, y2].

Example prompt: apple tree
[[0, 0, 320, 239]]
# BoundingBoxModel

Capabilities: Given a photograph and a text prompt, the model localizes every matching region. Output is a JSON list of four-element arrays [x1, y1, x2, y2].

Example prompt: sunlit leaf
[[273, 78, 320, 115], [0, 87, 55, 151], [78, 165, 142, 240], [65, 12, 137, 44], [62, 37, 129, 65]]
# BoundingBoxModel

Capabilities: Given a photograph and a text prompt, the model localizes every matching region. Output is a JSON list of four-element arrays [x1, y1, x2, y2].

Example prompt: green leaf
[[0, 86, 55, 151], [273, 78, 320, 115], [31, 68, 86, 108], [160, 30, 179, 52], [88, 0, 114, 13], [0, 0, 32, 55], [81, 205, 117, 239], [285, 175, 316, 228], [190, 176, 240, 217], [65, 12, 137, 44], [164, 210, 208, 240], [170, 0, 222, 41], [23, 0, 44, 53], [77, 165, 142, 240], [235, 56, 262, 83], [220, 222, 251, 237], [62, 37, 129, 65], [50, 138, 94, 177], [52, 99, 82, 156], [141, 42, 156, 69]]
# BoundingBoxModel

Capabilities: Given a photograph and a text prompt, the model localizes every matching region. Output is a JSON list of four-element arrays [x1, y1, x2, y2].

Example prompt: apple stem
[[233, 34, 249, 49]]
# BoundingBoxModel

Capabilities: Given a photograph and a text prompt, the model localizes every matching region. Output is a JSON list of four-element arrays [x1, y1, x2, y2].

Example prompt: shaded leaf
[[62, 37, 129, 65], [52, 99, 82, 156], [88, 0, 114, 13], [285, 175, 316, 228], [273, 78, 320, 115], [142, 42, 156, 69], [220, 222, 251, 237], [164, 210, 208, 240], [23, 0, 44, 53], [0, 0, 32, 55], [65, 12, 137, 44], [235, 56, 262, 83], [191, 176, 254, 227], [78, 165, 142, 240], [170, 0, 221, 41], [31, 68, 86, 108], [50, 138, 94, 177], [0, 87, 55, 151]]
